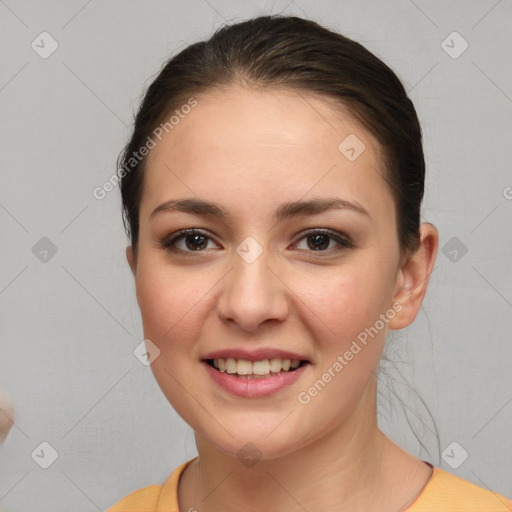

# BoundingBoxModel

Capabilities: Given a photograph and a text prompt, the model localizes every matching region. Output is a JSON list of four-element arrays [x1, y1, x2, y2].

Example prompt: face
[[127, 86, 417, 460]]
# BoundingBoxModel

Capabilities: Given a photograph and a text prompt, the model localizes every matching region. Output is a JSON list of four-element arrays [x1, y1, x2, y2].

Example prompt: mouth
[[203, 358, 310, 379]]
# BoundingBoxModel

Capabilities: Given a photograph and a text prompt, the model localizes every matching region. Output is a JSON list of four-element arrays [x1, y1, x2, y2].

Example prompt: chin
[[196, 417, 315, 464], [213, 434, 301, 464]]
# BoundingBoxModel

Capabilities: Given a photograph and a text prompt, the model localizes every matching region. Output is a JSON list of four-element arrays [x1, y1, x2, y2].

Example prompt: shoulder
[[407, 467, 512, 511], [105, 484, 162, 512], [105, 458, 197, 512]]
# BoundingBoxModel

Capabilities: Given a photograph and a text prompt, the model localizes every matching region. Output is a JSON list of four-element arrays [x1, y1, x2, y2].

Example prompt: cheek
[[295, 262, 394, 345], [135, 260, 209, 348], [291, 268, 393, 429]]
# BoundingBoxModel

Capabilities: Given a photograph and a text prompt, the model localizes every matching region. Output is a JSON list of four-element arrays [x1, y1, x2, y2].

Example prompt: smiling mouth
[[204, 358, 310, 379]]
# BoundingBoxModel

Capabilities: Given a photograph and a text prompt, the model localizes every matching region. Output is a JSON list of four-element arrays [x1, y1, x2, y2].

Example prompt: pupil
[[186, 234, 207, 250], [308, 234, 329, 250]]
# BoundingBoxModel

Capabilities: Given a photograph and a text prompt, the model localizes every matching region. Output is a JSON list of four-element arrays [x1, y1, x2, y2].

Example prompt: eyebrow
[[149, 197, 370, 223]]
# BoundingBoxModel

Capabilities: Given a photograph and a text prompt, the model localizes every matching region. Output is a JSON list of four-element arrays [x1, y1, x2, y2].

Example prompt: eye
[[159, 229, 220, 254], [159, 228, 353, 256], [292, 229, 353, 254]]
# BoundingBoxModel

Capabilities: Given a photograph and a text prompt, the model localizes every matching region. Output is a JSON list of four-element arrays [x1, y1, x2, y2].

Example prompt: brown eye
[[160, 229, 219, 254], [294, 229, 353, 254], [183, 233, 208, 250], [307, 233, 330, 250]]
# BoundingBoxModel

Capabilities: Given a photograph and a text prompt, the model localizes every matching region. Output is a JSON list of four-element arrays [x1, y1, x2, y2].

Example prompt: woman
[[107, 15, 511, 512]]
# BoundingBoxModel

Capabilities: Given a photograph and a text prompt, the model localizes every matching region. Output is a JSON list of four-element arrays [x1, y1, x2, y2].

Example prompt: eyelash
[[159, 228, 353, 257]]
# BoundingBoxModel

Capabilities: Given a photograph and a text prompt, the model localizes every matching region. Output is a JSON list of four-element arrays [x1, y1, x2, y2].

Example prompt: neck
[[178, 377, 429, 512]]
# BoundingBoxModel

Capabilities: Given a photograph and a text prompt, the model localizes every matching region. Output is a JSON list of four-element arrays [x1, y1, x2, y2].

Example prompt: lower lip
[[203, 361, 309, 398]]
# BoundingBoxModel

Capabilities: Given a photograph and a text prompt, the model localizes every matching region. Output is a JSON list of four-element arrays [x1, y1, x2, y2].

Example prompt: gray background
[[0, 0, 511, 510]]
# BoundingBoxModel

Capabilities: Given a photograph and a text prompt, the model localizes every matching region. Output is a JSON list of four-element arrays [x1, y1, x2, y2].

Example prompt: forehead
[[141, 86, 393, 222]]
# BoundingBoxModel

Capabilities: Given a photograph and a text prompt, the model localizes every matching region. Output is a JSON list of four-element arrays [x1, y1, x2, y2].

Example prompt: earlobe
[[126, 246, 136, 276], [388, 223, 439, 330]]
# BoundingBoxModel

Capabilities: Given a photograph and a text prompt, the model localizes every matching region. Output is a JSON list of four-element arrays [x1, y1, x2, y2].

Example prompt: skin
[[0, 390, 14, 443], [126, 85, 438, 512]]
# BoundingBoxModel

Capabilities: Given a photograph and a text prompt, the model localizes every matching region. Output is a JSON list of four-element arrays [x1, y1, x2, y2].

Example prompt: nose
[[217, 245, 289, 332]]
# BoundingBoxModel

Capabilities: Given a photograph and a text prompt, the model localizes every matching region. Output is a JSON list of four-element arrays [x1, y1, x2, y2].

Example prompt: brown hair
[[118, 14, 425, 258]]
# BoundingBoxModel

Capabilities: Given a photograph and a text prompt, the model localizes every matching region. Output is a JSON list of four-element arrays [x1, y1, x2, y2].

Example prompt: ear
[[388, 223, 438, 330], [126, 245, 137, 276]]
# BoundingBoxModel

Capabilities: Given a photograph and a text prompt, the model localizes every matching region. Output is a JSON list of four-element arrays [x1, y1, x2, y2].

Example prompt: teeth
[[252, 359, 270, 375], [225, 358, 237, 374], [211, 357, 303, 376], [269, 357, 282, 373], [237, 359, 252, 375]]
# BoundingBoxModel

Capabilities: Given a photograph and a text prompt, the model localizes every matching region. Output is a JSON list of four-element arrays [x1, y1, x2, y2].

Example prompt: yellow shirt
[[106, 458, 512, 511]]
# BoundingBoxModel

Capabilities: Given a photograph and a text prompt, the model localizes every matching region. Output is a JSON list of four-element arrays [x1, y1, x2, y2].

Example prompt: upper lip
[[202, 348, 310, 362]]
